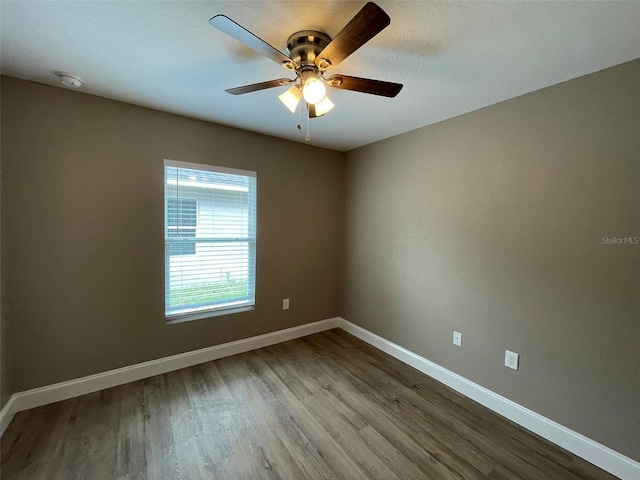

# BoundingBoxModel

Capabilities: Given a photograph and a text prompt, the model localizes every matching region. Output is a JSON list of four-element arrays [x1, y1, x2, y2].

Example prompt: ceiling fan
[[209, 2, 403, 119]]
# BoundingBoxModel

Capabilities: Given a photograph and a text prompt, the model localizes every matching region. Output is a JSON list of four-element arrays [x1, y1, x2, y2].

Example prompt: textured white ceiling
[[2, 1, 639, 151]]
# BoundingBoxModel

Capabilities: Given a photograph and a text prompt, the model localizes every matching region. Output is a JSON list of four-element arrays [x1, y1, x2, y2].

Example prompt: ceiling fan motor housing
[[286, 31, 331, 68]]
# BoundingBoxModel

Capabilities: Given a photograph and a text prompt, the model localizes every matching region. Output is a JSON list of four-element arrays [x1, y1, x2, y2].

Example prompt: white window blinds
[[164, 160, 257, 320]]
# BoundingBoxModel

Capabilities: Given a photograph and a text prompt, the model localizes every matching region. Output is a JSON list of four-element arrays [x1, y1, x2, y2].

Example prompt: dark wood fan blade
[[307, 103, 318, 118], [210, 15, 298, 69], [315, 2, 390, 71], [225, 78, 294, 95], [327, 75, 402, 97]]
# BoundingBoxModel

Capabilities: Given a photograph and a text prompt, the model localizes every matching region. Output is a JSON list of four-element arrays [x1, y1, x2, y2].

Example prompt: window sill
[[166, 304, 255, 324]]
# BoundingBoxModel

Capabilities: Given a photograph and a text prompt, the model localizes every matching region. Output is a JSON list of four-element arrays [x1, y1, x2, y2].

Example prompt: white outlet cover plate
[[505, 350, 519, 370], [282, 298, 289, 310], [453, 331, 462, 346]]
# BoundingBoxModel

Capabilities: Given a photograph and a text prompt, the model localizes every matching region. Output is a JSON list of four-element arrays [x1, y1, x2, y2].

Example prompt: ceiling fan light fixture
[[278, 85, 302, 113], [313, 95, 335, 116], [302, 77, 326, 104], [211, 2, 404, 127]]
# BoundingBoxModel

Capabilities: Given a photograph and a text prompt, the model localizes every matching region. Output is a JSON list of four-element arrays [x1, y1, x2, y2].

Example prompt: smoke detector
[[57, 73, 82, 88]]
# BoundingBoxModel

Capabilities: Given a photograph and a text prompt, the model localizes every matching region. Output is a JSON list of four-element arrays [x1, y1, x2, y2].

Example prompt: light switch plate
[[282, 298, 289, 310]]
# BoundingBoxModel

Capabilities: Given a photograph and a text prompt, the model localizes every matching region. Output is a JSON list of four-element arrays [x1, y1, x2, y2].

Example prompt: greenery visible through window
[[164, 160, 257, 320], [169, 280, 249, 308]]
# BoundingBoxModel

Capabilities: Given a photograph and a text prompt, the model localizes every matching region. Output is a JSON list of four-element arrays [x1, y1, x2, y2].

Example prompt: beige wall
[[0, 77, 6, 408], [343, 59, 640, 460], [0, 76, 344, 401]]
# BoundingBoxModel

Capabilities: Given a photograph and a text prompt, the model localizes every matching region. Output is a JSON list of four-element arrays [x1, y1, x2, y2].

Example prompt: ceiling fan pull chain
[[305, 109, 311, 141]]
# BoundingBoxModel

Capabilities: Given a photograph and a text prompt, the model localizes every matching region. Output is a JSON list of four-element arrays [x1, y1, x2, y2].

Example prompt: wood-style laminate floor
[[1, 329, 615, 480]]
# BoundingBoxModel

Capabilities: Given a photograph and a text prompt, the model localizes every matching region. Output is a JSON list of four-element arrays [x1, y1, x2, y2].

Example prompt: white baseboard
[[1, 316, 637, 479], [0, 317, 339, 437], [0, 396, 14, 435], [337, 318, 640, 480]]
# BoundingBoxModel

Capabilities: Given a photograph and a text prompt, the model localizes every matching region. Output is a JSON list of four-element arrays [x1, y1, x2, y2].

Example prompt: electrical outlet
[[453, 331, 462, 346], [282, 298, 289, 310], [505, 350, 519, 371]]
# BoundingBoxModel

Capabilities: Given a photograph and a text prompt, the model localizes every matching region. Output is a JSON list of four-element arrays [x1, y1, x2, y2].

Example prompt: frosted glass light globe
[[278, 86, 302, 113], [302, 78, 326, 105]]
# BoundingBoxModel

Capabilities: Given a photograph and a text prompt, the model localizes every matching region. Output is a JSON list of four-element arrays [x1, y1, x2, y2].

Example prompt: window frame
[[164, 159, 257, 323]]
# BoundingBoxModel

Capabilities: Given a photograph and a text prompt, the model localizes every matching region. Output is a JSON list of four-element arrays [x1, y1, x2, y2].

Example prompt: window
[[164, 160, 257, 321], [166, 197, 197, 256]]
